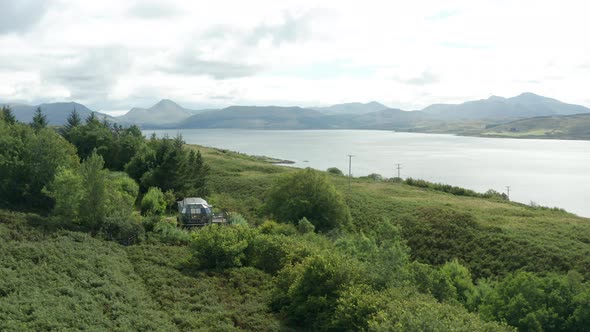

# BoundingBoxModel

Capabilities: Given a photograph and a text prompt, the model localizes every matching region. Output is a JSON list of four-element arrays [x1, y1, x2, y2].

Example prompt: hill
[[117, 99, 195, 126], [326, 108, 441, 130], [422, 92, 590, 120], [6, 102, 111, 125], [311, 101, 389, 115], [2, 115, 590, 329], [176, 106, 328, 129], [477, 113, 590, 139]]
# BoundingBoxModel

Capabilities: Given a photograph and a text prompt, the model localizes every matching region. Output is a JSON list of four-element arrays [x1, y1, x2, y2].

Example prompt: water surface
[[145, 129, 590, 218]]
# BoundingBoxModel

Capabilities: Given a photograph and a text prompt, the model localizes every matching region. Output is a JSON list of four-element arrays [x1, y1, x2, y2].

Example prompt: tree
[[61, 109, 82, 139], [0, 120, 79, 210], [265, 168, 352, 232], [43, 167, 84, 224], [125, 135, 209, 197], [1, 106, 16, 124], [326, 167, 344, 176], [79, 150, 108, 231], [141, 187, 167, 216], [191, 225, 256, 269], [31, 107, 48, 131]]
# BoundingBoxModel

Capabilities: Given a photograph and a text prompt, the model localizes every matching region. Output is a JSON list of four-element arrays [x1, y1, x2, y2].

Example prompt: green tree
[[125, 135, 209, 197], [1, 106, 16, 124], [141, 187, 167, 216], [440, 259, 475, 305], [67, 114, 113, 162], [326, 167, 344, 176], [79, 151, 108, 231], [271, 253, 362, 330], [265, 168, 352, 232], [31, 107, 48, 132], [297, 217, 315, 234], [60, 109, 82, 139], [43, 167, 84, 224], [191, 225, 255, 269]]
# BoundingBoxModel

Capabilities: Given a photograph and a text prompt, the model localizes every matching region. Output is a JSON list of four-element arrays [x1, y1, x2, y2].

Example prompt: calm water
[[145, 129, 590, 218]]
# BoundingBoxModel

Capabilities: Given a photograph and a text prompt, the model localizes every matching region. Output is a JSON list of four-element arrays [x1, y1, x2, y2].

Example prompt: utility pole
[[395, 163, 402, 179], [347, 154, 354, 191], [506, 186, 511, 200]]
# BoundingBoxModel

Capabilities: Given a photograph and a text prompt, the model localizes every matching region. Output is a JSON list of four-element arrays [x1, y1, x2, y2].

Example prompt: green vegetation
[[265, 168, 352, 232], [477, 113, 590, 140], [1, 106, 590, 330]]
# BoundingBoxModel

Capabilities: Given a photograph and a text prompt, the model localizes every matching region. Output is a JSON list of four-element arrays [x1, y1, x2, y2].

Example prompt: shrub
[[265, 168, 352, 232], [228, 212, 248, 226], [141, 187, 167, 216], [259, 220, 298, 236], [150, 221, 191, 245], [191, 225, 256, 269], [366, 173, 383, 182], [271, 253, 363, 330], [297, 217, 315, 234], [326, 167, 344, 176]]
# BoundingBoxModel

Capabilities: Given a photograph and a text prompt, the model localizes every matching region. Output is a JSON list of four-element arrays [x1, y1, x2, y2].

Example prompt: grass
[[0, 210, 281, 331], [195, 144, 590, 278]]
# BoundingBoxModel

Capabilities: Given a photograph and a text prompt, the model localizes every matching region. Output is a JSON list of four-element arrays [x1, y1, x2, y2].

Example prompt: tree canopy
[[265, 168, 352, 232]]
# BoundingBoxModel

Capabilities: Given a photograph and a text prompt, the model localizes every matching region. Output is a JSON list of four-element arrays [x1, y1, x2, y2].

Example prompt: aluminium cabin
[[177, 197, 226, 228]]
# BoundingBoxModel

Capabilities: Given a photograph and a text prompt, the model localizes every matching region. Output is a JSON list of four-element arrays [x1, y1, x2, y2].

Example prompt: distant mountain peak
[[516, 92, 542, 98], [313, 101, 389, 115], [152, 99, 183, 109]]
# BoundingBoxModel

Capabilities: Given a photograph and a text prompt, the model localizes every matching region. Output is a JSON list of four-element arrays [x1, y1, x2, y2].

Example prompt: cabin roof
[[178, 197, 210, 206]]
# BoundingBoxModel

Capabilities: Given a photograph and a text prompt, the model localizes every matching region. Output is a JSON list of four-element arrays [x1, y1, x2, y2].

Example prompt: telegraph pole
[[347, 154, 354, 191], [395, 163, 402, 179], [506, 186, 511, 200]]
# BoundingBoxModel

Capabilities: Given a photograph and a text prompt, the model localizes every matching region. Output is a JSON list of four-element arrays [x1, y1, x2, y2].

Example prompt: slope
[[422, 92, 590, 120], [311, 101, 389, 115], [7, 102, 111, 125], [479, 113, 590, 139], [176, 106, 327, 129], [118, 99, 193, 126], [198, 145, 590, 279]]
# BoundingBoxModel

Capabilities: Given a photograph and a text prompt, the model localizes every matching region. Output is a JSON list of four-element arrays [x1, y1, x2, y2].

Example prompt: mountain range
[[422, 92, 590, 120], [3, 93, 589, 136], [3, 102, 111, 125]]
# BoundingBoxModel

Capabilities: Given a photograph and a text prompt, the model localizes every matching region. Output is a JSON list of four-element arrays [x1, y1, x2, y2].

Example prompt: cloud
[[127, 0, 183, 19], [0, 0, 49, 34], [401, 71, 440, 85], [160, 52, 262, 79], [42, 46, 130, 102], [426, 10, 460, 21], [248, 11, 317, 46]]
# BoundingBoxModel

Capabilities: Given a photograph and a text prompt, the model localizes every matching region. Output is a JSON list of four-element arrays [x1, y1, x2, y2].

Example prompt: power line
[[395, 163, 402, 179]]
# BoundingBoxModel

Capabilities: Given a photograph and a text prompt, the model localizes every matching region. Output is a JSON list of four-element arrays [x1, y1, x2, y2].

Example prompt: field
[[2, 143, 590, 330]]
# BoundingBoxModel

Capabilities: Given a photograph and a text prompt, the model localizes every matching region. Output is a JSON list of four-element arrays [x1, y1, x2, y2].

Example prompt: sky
[[1, 0, 589, 115]]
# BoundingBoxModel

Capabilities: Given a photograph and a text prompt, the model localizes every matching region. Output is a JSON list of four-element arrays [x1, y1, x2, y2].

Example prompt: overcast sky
[[1, 0, 589, 114]]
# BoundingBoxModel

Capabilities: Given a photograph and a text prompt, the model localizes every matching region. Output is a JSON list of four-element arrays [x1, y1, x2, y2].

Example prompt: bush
[[259, 220, 298, 236], [326, 167, 344, 176], [191, 225, 256, 269], [228, 212, 248, 226], [271, 253, 363, 330], [297, 217, 315, 234], [141, 187, 167, 216], [150, 221, 191, 245], [366, 173, 383, 182], [265, 168, 352, 232]]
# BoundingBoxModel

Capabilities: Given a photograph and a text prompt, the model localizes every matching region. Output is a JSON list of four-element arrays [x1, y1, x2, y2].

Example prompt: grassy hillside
[[477, 113, 590, 139], [198, 145, 590, 278], [2, 143, 589, 330]]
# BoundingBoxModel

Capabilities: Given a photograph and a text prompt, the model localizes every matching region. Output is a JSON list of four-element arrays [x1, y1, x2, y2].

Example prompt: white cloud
[[1, 0, 589, 111]]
